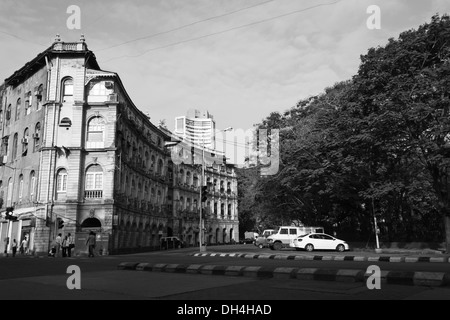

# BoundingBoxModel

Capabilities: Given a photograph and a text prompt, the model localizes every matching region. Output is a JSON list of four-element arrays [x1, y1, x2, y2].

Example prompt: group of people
[[49, 231, 96, 258], [50, 233, 75, 257], [3, 235, 29, 257], [4, 231, 97, 258]]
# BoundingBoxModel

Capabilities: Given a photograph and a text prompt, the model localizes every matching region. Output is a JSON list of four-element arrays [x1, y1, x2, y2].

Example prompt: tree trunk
[[445, 215, 450, 254]]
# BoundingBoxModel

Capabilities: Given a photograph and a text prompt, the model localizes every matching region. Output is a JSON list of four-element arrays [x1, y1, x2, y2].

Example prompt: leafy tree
[[239, 15, 450, 251]]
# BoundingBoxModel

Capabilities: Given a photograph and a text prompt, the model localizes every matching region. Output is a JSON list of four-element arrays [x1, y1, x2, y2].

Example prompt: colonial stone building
[[0, 37, 238, 256]]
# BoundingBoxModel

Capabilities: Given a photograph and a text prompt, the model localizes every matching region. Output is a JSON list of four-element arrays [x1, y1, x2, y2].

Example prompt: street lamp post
[[199, 146, 206, 252]]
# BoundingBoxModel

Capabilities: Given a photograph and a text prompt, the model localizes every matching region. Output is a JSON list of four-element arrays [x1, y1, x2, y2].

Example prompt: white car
[[289, 233, 349, 252]]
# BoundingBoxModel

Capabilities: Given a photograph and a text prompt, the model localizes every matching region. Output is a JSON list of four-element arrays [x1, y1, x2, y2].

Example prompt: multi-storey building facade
[[0, 37, 238, 256], [174, 109, 216, 149]]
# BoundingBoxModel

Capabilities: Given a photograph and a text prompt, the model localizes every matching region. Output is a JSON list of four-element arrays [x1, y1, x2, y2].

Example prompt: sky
[[1, 0, 450, 154]]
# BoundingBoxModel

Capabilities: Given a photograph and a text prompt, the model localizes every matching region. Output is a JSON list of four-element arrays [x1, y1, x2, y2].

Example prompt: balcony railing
[[85, 190, 103, 199]]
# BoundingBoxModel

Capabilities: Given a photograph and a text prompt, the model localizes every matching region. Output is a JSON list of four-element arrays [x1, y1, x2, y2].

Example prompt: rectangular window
[[86, 173, 103, 190], [289, 229, 297, 235], [19, 180, 24, 200], [280, 228, 288, 235], [30, 177, 36, 199], [57, 174, 67, 192]]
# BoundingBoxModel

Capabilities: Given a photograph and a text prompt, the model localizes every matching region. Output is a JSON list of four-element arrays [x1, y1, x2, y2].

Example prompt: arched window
[[25, 92, 32, 116], [86, 116, 106, 148], [85, 164, 103, 199], [193, 199, 198, 210], [131, 179, 136, 197], [157, 190, 161, 204], [186, 171, 191, 185], [36, 84, 44, 110], [6, 104, 11, 126], [56, 169, 68, 193], [12, 133, 18, 160], [7, 177, 13, 206], [15, 98, 21, 121], [178, 169, 184, 183], [187, 198, 191, 210], [144, 184, 149, 200], [151, 155, 155, 171], [29, 171, 36, 201], [22, 128, 29, 156], [193, 175, 198, 187], [228, 204, 232, 216], [62, 78, 73, 103], [18, 174, 24, 202], [138, 183, 142, 199], [158, 159, 164, 175], [179, 196, 184, 210], [125, 176, 129, 195], [34, 123, 41, 152], [145, 151, 150, 170]]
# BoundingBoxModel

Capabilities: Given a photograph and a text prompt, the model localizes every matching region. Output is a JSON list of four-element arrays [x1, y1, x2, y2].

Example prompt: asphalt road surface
[[0, 244, 449, 303]]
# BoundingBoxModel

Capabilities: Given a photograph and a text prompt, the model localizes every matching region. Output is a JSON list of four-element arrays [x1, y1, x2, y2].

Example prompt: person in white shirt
[[67, 233, 75, 257], [55, 233, 62, 257], [20, 238, 28, 255]]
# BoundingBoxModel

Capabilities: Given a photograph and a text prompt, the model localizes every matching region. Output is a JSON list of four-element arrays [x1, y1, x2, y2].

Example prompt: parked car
[[289, 233, 349, 252], [160, 236, 185, 249]]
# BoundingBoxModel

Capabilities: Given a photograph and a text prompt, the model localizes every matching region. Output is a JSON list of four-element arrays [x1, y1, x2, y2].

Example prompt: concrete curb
[[117, 262, 450, 287], [190, 252, 450, 263]]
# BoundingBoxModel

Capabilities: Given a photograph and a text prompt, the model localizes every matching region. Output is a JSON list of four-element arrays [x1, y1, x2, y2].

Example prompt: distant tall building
[[174, 109, 216, 149]]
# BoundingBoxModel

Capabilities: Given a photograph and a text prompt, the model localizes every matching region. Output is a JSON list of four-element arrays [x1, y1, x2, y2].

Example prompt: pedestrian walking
[[4, 237, 9, 257], [20, 237, 28, 255], [12, 239, 17, 257], [67, 233, 75, 257], [86, 231, 96, 257], [62, 235, 68, 257], [24, 234, 30, 255], [55, 233, 62, 257]]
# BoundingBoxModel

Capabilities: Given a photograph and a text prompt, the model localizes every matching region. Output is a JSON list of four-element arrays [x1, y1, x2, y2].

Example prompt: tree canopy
[[237, 14, 450, 252]]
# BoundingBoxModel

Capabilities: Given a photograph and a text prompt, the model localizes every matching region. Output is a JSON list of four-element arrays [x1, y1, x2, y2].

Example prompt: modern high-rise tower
[[174, 109, 216, 149]]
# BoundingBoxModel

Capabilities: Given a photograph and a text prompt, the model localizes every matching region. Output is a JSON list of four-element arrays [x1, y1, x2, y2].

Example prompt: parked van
[[267, 226, 324, 250]]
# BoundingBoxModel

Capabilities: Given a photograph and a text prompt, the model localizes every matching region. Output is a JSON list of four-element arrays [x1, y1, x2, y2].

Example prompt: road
[[0, 244, 449, 304]]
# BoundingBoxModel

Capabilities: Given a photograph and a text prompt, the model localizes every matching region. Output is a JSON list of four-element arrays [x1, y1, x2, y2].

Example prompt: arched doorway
[[229, 228, 234, 243], [215, 228, 220, 244], [222, 228, 227, 243], [80, 217, 101, 229]]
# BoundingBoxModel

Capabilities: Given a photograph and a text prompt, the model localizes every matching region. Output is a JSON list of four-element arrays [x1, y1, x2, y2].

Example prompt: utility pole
[[199, 145, 205, 252]]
